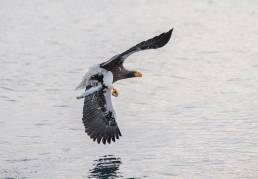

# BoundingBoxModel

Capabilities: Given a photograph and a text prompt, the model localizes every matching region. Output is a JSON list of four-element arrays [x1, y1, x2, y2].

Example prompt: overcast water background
[[1, 0, 258, 178]]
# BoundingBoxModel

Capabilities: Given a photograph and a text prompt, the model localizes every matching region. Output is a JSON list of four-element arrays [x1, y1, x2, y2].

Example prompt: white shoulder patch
[[102, 70, 113, 88], [75, 64, 101, 90], [75, 64, 113, 90]]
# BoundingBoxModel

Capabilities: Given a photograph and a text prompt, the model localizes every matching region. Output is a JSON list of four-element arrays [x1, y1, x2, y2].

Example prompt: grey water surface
[[1, 0, 258, 178]]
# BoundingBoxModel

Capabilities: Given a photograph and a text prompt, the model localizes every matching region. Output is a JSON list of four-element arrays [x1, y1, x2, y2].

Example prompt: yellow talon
[[112, 88, 119, 97]]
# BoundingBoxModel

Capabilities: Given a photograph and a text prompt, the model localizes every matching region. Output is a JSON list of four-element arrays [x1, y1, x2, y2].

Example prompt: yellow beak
[[112, 88, 119, 97], [134, 71, 143, 77]]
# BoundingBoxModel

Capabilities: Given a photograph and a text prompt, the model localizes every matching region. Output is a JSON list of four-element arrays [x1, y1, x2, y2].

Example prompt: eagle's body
[[76, 29, 173, 144]]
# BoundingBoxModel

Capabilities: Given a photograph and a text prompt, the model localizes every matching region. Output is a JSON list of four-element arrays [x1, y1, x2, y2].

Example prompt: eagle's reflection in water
[[88, 155, 122, 178]]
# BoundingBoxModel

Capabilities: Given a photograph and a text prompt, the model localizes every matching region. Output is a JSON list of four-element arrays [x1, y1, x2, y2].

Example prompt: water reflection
[[88, 155, 122, 179]]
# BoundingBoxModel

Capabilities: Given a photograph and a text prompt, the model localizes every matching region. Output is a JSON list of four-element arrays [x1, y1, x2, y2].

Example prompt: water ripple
[[5, 158, 38, 163], [0, 87, 16, 91], [88, 155, 122, 179]]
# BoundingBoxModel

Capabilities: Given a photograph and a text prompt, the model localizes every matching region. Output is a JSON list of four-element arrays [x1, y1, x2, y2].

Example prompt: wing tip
[[169, 27, 174, 34], [164, 27, 174, 44], [167, 28, 173, 38], [84, 125, 122, 145], [153, 27, 174, 48], [168, 28, 174, 33]]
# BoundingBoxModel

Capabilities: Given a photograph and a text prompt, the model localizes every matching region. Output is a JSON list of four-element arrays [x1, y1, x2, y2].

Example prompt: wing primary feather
[[103, 135, 107, 144], [107, 128, 112, 144], [118, 128, 122, 136], [111, 127, 116, 142], [97, 136, 102, 144], [115, 129, 120, 139]]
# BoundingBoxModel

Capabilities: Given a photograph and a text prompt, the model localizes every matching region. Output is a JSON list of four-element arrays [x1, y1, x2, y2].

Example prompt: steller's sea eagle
[[76, 28, 173, 144]]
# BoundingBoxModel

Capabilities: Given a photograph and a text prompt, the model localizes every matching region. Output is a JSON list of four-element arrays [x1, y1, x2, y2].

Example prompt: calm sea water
[[1, 0, 258, 178]]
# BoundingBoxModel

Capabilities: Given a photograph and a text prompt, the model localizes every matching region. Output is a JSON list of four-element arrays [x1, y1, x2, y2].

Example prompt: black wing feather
[[82, 86, 121, 144], [101, 28, 173, 68]]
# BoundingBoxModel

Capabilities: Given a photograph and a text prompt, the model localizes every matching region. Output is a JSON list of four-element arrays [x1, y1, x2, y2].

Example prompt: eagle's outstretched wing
[[100, 28, 173, 68], [82, 85, 121, 144]]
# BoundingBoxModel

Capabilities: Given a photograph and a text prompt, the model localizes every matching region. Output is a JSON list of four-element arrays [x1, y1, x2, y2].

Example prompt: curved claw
[[112, 88, 119, 97]]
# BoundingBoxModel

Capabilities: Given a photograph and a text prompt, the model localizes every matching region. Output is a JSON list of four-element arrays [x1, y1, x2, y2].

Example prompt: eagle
[[76, 28, 173, 144]]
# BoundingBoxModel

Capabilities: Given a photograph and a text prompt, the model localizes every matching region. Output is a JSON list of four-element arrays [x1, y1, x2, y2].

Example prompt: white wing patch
[[103, 88, 116, 118], [76, 64, 114, 100], [75, 64, 113, 90], [103, 71, 113, 88]]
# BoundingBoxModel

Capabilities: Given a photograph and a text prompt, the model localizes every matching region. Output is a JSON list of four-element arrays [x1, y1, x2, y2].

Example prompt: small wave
[[34, 123, 50, 126], [53, 105, 69, 108], [199, 50, 220, 54], [5, 158, 38, 163], [68, 128, 81, 131], [16, 135, 40, 138], [0, 78, 13, 82], [45, 88, 61, 92], [6, 99, 17, 102], [0, 87, 16, 91]]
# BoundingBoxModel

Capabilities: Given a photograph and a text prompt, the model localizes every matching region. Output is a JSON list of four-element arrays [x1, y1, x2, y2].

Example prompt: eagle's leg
[[112, 88, 119, 97]]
